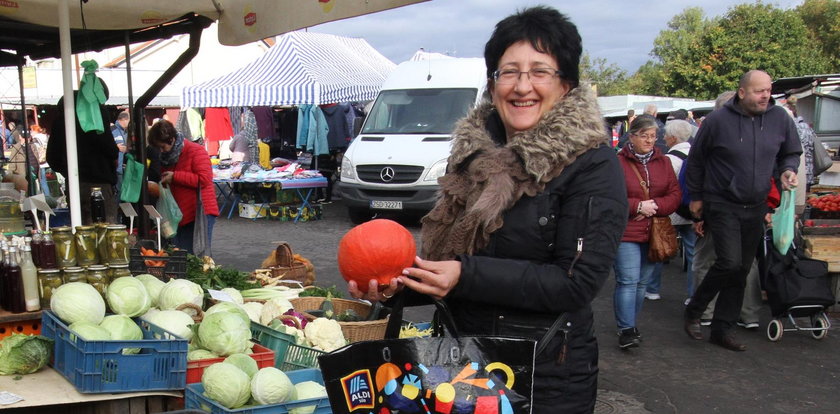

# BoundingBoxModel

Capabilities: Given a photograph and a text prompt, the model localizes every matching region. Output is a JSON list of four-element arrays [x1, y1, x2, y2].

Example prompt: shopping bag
[[812, 136, 833, 176], [764, 233, 834, 317], [319, 299, 537, 414], [156, 186, 182, 239], [772, 189, 795, 255], [119, 153, 145, 203], [193, 183, 210, 257]]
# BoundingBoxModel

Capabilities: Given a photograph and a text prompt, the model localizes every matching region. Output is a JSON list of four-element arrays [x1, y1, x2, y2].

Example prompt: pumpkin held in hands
[[337, 219, 416, 293]]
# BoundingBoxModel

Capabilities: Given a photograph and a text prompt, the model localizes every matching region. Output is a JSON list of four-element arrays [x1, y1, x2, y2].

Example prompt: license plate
[[370, 200, 403, 210]]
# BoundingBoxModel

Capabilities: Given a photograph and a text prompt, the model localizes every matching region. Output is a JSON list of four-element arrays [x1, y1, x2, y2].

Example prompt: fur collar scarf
[[421, 84, 607, 260]]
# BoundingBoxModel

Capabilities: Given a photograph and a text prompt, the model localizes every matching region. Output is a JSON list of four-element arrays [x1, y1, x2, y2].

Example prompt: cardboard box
[[238, 202, 267, 219]]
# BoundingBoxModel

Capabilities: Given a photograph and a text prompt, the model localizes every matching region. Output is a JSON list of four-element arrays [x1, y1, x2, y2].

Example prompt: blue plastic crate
[[185, 368, 331, 414], [41, 310, 188, 393], [249, 322, 324, 371]]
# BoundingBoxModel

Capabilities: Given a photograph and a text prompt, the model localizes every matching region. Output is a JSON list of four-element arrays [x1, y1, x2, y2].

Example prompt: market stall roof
[[772, 73, 840, 95], [181, 31, 396, 107]]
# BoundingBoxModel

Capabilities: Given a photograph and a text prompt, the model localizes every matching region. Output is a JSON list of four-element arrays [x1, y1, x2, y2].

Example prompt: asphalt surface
[[211, 199, 840, 414]]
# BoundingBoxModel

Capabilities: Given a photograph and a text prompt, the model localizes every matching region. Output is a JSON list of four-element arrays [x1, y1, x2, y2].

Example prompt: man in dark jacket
[[47, 93, 120, 224], [683, 70, 801, 351]]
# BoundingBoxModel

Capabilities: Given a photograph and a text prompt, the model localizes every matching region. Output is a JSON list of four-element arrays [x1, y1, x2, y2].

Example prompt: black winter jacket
[[47, 96, 119, 185], [686, 96, 801, 206]]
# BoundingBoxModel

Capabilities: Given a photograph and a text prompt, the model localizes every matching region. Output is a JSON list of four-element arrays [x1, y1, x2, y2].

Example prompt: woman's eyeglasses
[[492, 68, 562, 84], [633, 133, 657, 141]]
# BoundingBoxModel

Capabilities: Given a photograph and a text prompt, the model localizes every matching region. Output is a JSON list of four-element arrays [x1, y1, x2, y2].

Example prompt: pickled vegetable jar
[[108, 263, 131, 280], [74, 225, 99, 266], [62, 266, 87, 283], [38, 268, 62, 308], [52, 226, 77, 268], [96, 223, 109, 264], [86, 264, 109, 298], [105, 224, 129, 265]]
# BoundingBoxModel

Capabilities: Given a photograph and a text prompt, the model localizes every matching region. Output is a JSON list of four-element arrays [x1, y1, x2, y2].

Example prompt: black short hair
[[670, 109, 688, 120], [147, 119, 177, 146], [484, 6, 582, 87]]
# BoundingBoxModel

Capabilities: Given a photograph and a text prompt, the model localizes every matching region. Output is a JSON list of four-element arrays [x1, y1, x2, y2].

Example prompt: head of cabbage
[[290, 381, 328, 414], [205, 302, 250, 327], [142, 309, 195, 340], [51, 282, 106, 325], [99, 315, 143, 354], [198, 312, 251, 357], [251, 367, 295, 405], [0, 334, 53, 375], [157, 279, 204, 311], [135, 274, 166, 307], [68, 321, 112, 341], [201, 362, 251, 409], [224, 353, 258, 378], [107, 277, 152, 317]]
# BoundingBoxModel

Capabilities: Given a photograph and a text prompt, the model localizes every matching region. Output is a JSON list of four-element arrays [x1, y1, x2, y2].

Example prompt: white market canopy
[[181, 31, 395, 108]]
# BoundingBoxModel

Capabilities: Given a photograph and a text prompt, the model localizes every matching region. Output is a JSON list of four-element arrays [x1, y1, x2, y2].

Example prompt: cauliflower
[[269, 319, 309, 346], [303, 318, 346, 352], [259, 297, 293, 325], [242, 302, 264, 323]]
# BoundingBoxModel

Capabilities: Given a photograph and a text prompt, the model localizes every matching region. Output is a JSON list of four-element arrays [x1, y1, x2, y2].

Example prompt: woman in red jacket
[[148, 120, 219, 254], [614, 115, 681, 350]]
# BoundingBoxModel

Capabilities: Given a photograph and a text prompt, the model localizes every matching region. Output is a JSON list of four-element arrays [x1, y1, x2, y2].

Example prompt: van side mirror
[[353, 116, 365, 137]]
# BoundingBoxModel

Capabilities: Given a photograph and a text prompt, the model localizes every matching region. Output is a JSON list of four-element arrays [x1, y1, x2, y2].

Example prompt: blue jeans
[[614, 242, 656, 330], [646, 224, 697, 297], [173, 215, 216, 255]]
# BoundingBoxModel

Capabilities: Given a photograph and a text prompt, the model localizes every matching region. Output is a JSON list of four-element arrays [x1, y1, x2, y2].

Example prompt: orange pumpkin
[[337, 219, 416, 293]]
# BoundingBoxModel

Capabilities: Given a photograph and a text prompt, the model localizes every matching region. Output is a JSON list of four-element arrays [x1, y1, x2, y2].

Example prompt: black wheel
[[347, 208, 371, 224], [767, 319, 783, 342], [811, 314, 829, 340]]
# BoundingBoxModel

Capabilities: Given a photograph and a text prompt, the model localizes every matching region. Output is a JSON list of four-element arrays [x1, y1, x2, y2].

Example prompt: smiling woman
[[347, 5, 629, 414]]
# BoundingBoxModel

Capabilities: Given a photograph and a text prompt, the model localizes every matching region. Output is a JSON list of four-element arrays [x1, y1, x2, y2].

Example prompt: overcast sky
[[313, 0, 804, 73]]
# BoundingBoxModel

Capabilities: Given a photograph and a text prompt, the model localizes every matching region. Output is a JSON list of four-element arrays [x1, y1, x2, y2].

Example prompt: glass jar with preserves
[[38, 268, 62, 308], [62, 266, 87, 284], [105, 224, 130, 265], [108, 263, 131, 280], [52, 226, 77, 268], [40, 232, 57, 269], [86, 264, 109, 299], [96, 223, 109, 265], [74, 225, 99, 266]]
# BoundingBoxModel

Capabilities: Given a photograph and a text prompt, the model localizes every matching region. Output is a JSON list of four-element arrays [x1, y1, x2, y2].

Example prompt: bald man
[[683, 70, 802, 351]]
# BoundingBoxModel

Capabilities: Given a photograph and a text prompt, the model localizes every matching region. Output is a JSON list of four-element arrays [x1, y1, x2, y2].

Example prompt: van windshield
[[361, 88, 478, 134]]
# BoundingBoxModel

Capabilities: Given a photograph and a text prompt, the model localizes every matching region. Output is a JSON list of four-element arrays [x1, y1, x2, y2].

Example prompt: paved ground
[[211, 199, 840, 414]]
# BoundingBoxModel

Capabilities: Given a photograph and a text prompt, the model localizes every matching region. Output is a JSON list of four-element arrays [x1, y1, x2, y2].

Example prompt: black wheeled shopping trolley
[[762, 230, 836, 342]]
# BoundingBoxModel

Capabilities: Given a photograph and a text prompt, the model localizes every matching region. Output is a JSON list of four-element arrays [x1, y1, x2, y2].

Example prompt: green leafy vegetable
[[0, 334, 54, 375], [298, 285, 344, 299]]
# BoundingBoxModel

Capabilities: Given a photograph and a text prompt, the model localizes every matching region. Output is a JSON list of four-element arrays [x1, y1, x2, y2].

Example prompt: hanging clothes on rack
[[297, 104, 329, 156], [320, 103, 352, 151], [251, 106, 276, 142], [204, 107, 233, 156], [229, 107, 244, 136], [185, 107, 205, 143]]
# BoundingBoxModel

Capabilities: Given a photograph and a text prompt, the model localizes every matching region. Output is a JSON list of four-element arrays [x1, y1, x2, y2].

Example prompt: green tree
[[637, 2, 832, 99], [579, 52, 630, 95], [797, 0, 840, 70]]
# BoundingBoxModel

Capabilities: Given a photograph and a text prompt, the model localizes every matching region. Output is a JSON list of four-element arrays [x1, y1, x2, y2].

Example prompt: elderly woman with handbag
[[613, 115, 681, 350]]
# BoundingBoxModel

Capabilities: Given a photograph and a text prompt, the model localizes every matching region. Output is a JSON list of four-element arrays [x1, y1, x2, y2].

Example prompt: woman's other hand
[[348, 277, 402, 303], [639, 199, 658, 217], [399, 256, 460, 301], [160, 171, 174, 187]]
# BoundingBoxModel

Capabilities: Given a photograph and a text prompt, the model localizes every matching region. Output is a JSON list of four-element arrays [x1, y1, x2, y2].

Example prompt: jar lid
[[106, 224, 127, 230], [75, 225, 95, 231], [108, 264, 129, 268], [52, 226, 72, 232], [38, 268, 61, 274], [63, 266, 85, 273], [87, 265, 108, 270]]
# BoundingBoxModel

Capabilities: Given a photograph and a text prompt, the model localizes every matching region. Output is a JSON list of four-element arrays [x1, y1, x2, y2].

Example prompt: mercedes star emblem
[[380, 166, 396, 182]]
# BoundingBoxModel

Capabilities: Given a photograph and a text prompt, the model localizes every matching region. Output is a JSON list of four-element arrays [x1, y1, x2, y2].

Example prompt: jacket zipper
[[567, 196, 593, 278]]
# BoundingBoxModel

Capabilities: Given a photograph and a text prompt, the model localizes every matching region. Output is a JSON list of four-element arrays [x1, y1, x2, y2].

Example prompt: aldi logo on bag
[[341, 369, 375, 411]]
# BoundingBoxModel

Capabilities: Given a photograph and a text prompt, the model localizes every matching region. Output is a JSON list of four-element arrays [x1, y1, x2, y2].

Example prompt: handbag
[[156, 186, 182, 239], [119, 153, 145, 203], [630, 163, 678, 262], [812, 135, 833, 176], [193, 178, 211, 257], [763, 231, 834, 317], [318, 299, 567, 414]]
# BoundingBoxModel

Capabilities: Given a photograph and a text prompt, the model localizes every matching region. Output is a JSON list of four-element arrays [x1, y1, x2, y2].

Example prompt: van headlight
[[424, 159, 448, 182], [340, 156, 356, 180]]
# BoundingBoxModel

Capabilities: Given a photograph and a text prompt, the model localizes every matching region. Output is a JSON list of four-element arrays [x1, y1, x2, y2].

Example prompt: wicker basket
[[267, 242, 314, 286], [289, 297, 389, 343]]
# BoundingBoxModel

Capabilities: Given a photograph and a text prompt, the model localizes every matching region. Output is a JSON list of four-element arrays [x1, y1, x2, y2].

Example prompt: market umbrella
[[0, 0, 428, 228]]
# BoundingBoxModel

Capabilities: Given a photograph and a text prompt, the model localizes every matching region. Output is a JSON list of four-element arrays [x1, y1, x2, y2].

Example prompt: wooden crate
[[804, 235, 840, 273]]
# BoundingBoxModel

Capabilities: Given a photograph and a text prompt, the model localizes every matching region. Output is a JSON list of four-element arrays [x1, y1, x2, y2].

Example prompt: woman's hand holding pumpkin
[[399, 256, 460, 301], [348, 278, 402, 303]]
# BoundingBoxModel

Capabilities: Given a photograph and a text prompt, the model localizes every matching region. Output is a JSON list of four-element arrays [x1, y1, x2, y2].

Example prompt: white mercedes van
[[338, 58, 487, 223]]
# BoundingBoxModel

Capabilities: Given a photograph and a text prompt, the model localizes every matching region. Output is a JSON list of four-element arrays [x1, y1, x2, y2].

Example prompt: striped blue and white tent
[[181, 31, 395, 107]]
